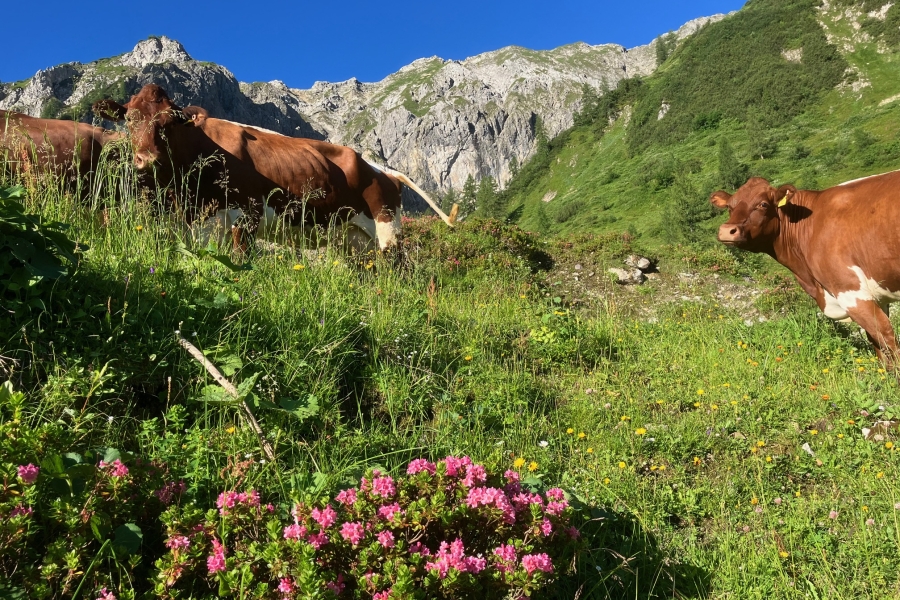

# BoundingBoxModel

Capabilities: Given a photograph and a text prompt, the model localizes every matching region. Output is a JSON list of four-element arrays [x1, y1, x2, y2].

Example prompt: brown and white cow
[[94, 84, 454, 249], [711, 173, 900, 367], [1, 109, 121, 180]]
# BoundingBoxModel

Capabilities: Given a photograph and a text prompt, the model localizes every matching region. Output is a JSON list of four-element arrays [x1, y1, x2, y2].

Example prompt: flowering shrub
[[155, 456, 581, 598]]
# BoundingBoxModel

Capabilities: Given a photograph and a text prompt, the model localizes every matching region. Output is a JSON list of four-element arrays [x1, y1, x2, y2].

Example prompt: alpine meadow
[[2, 0, 900, 598]]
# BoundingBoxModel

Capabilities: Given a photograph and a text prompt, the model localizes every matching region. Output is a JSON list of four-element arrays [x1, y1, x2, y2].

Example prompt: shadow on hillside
[[553, 506, 710, 599]]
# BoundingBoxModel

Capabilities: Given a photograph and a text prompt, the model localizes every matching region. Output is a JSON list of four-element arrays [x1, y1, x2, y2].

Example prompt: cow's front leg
[[847, 299, 900, 370]]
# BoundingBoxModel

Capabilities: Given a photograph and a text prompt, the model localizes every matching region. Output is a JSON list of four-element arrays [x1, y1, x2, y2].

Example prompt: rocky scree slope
[[0, 16, 725, 198]]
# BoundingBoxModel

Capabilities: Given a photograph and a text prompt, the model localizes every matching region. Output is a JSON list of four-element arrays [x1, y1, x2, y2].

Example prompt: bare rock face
[[0, 15, 728, 198]]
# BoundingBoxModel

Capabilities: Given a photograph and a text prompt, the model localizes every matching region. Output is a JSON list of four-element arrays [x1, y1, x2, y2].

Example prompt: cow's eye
[[758, 202, 769, 210]]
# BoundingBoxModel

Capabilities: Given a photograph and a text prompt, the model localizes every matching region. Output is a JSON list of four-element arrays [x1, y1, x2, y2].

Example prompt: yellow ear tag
[[777, 196, 788, 208]]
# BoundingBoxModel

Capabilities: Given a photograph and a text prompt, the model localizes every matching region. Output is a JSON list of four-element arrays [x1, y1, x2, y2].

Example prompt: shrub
[[154, 457, 582, 599]]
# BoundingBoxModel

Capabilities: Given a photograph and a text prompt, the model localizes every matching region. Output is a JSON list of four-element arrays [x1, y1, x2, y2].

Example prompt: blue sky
[[3, 0, 745, 89]]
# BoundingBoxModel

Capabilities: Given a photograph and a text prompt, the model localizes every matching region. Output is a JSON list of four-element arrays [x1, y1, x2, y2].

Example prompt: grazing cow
[[711, 173, 900, 367], [0, 109, 121, 181], [94, 84, 454, 249]]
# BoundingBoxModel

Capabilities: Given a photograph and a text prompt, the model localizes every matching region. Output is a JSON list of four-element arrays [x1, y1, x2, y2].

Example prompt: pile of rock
[[608, 255, 654, 285]]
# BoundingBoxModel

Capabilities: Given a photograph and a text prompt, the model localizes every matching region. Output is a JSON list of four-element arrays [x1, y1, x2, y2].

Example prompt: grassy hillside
[[503, 0, 900, 247], [1, 160, 899, 597]]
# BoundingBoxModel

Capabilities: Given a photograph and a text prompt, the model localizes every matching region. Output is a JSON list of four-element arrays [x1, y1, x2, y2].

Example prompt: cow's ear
[[93, 100, 127, 121], [182, 106, 209, 126], [772, 184, 797, 208], [709, 190, 732, 209]]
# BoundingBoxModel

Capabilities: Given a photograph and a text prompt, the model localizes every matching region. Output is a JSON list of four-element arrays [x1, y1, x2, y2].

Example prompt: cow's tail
[[368, 161, 457, 227]]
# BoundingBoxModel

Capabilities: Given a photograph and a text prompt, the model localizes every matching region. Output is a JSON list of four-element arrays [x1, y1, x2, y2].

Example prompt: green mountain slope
[[503, 0, 900, 246]]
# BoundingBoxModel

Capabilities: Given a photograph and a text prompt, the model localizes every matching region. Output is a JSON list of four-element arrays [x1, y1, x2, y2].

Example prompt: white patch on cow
[[258, 204, 278, 234], [196, 208, 244, 246], [822, 265, 900, 320], [838, 168, 900, 186], [216, 118, 285, 137], [375, 211, 402, 250]]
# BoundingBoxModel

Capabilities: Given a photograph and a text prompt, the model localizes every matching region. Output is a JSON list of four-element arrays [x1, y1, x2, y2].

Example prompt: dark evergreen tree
[[717, 138, 748, 190], [460, 174, 477, 218], [440, 187, 459, 216], [475, 176, 502, 219]]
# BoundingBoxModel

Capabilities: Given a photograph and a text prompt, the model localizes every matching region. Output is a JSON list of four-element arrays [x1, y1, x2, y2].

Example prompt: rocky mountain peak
[[119, 36, 192, 68]]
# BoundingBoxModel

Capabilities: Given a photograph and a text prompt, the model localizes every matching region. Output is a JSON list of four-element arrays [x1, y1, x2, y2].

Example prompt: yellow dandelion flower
[[566, 428, 575, 435], [658, 465, 666, 471], [822, 368, 829, 374], [886, 442, 894, 450], [779, 551, 789, 558], [757, 440, 766, 448], [711, 404, 719, 410], [862, 505, 869, 512], [293, 264, 305, 270], [750, 447, 759, 454], [635, 428, 647, 436], [135, 225, 144, 232], [225, 426, 236, 434], [464, 355, 473, 361], [513, 457, 526, 469], [618, 461, 626, 469], [810, 430, 818, 436], [693, 457, 701, 465], [586, 447, 593, 454], [603, 477, 610, 484], [620, 415, 631, 422], [697, 389, 705, 396], [693, 402, 701, 408], [578, 432, 586, 439], [877, 472, 884, 479], [795, 491, 801, 497], [766, 456, 773, 463], [650, 465, 658, 471], [528, 461, 539, 472], [333, 260, 340, 266], [751, 497, 759, 505]]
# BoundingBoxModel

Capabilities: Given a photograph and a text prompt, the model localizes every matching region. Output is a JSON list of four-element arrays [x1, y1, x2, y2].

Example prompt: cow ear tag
[[777, 196, 788, 208]]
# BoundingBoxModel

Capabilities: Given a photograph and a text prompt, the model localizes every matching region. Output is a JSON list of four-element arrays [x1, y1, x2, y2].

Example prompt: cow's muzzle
[[717, 223, 745, 245], [134, 151, 158, 171]]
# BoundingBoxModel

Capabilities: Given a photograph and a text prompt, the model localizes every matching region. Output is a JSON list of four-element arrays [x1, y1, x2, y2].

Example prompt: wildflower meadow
[[0, 166, 899, 600]]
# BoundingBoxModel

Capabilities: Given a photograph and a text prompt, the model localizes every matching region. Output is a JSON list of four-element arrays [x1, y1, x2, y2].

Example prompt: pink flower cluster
[[425, 538, 487, 579], [493, 544, 517, 573], [325, 575, 346, 594], [442, 455, 472, 477], [277, 577, 295, 598], [311, 505, 337, 528], [9, 505, 33, 518], [406, 458, 436, 475], [335, 487, 357, 506], [17, 464, 39, 485], [466, 487, 516, 523], [373, 589, 392, 600], [377, 502, 402, 521], [165, 536, 191, 550], [207, 538, 226, 573], [371, 476, 396, 499], [96, 587, 117, 600], [98, 459, 129, 478], [340, 521, 365, 546], [216, 490, 260, 515], [521, 553, 553, 575], [155, 480, 186, 505]]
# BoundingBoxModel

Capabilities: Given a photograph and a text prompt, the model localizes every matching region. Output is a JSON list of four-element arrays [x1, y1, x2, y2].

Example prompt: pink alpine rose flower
[[521, 553, 553, 574], [340, 521, 365, 546], [17, 464, 39, 485]]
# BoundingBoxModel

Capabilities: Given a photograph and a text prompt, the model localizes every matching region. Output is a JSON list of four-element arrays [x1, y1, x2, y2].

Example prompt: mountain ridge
[[0, 14, 729, 196]]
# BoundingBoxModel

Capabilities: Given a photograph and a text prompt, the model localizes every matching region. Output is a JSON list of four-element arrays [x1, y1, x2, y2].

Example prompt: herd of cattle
[[2, 83, 900, 367], [1, 84, 456, 250]]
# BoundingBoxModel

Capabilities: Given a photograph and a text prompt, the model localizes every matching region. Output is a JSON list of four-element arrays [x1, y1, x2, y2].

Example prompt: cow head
[[93, 84, 191, 171], [710, 177, 796, 251]]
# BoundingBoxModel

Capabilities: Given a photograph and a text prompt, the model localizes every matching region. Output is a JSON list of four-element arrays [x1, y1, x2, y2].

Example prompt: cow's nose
[[717, 223, 743, 242], [133, 152, 156, 171]]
